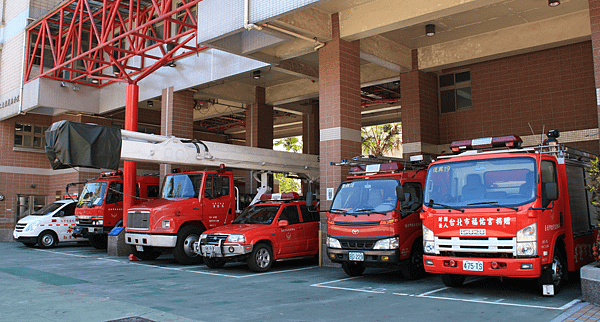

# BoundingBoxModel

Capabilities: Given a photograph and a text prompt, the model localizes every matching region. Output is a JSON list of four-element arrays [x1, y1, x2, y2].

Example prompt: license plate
[[136, 245, 143, 251], [460, 229, 486, 236], [349, 252, 364, 261], [463, 260, 483, 271]]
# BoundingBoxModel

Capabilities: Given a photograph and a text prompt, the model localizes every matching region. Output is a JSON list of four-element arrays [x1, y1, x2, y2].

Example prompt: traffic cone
[[128, 254, 139, 261]]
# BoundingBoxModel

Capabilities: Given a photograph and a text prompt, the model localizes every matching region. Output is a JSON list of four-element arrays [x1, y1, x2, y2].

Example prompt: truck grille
[[127, 211, 150, 230], [340, 238, 376, 250], [77, 218, 93, 225], [334, 221, 380, 227], [205, 234, 228, 243], [15, 223, 26, 232], [435, 236, 516, 257]]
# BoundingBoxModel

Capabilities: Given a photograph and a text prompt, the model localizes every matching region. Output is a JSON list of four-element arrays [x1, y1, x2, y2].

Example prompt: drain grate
[[106, 317, 156, 322]]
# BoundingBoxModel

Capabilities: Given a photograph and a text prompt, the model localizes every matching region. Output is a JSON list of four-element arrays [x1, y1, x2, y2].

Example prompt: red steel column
[[123, 83, 139, 227]]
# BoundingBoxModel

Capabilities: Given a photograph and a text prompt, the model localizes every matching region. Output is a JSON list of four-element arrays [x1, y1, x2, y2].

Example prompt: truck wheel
[[342, 262, 365, 277], [401, 240, 426, 280], [130, 245, 161, 261], [441, 274, 465, 287], [88, 235, 107, 249], [38, 231, 58, 249], [247, 243, 273, 272], [173, 226, 203, 265], [204, 257, 226, 268], [539, 248, 567, 295]]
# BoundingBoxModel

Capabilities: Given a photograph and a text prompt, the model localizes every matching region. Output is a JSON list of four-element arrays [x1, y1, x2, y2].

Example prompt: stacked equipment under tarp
[[45, 121, 121, 170]]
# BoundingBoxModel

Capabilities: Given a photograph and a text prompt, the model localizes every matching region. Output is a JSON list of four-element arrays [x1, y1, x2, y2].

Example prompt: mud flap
[[540, 264, 554, 296]]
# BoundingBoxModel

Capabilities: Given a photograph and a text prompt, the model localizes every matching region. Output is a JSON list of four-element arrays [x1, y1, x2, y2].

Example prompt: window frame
[[439, 70, 472, 113]]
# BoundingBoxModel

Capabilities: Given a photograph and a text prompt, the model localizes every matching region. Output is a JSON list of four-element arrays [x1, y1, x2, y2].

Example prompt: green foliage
[[273, 137, 302, 193], [274, 137, 302, 153], [588, 157, 600, 224], [361, 123, 402, 156]]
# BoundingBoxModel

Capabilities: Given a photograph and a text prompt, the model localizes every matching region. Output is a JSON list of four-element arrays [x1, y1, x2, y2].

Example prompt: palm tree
[[361, 123, 402, 156]]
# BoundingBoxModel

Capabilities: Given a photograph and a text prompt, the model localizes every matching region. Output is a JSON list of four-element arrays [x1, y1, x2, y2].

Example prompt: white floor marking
[[558, 299, 581, 311], [409, 294, 568, 310], [418, 286, 449, 296], [310, 275, 362, 286], [244, 266, 318, 278], [34, 249, 90, 258], [312, 284, 386, 294]]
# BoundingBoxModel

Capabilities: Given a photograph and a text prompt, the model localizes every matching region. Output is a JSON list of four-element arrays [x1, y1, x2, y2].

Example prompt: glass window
[[106, 182, 123, 204], [300, 205, 320, 222], [233, 205, 279, 224], [162, 174, 202, 198], [331, 179, 400, 214], [78, 182, 107, 207], [14, 123, 47, 149], [279, 205, 300, 225], [541, 160, 558, 207], [439, 71, 471, 113], [401, 182, 422, 216]]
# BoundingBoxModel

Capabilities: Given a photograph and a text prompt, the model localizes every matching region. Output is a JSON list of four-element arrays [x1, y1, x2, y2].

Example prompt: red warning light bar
[[260, 192, 300, 200], [450, 135, 522, 153]]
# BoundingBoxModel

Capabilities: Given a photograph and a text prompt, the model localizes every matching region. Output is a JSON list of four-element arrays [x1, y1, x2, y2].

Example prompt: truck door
[[202, 175, 233, 228], [299, 204, 320, 253], [105, 181, 123, 227], [276, 205, 303, 256]]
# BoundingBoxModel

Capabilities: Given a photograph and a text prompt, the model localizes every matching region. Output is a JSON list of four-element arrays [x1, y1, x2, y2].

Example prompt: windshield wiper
[[425, 201, 464, 213], [329, 208, 355, 216], [353, 208, 388, 215], [467, 201, 518, 211]]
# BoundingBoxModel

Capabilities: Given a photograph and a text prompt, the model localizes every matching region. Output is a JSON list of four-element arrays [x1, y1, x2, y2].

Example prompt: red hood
[[204, 223, 270, 235], [130, 197, 198, 211]]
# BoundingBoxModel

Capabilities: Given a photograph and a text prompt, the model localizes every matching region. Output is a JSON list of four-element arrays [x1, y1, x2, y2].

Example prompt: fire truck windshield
[[331, 179, 399, 214], [232, 205, 280, 224], [424, 157, 537, 208], [77, 182, 107, 207], [162, 174, 203, 199]]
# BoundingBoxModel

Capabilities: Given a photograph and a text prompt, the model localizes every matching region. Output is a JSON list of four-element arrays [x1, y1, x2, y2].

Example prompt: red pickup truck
[[196, 193, 319, 272]]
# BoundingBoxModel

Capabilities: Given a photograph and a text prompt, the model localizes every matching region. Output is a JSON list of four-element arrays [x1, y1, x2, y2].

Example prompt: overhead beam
[[360, 35, 412, 73], [339, 0, 506, 41], [274, 7, 332, 41], [418, 10, 591, 71], [274, 58, 319, 80]]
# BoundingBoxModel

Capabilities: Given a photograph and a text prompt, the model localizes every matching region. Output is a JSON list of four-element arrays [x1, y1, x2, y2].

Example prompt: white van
[[13, 199, 85, 248]]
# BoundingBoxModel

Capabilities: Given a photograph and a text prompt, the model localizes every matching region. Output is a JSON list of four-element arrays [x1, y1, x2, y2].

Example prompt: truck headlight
[[25, 221, 40, 232], [517, 223, 537, 256], [92, 220, 103, 226], [162, 220, 170, 229], [200, 233, 207, 240], [423, 225, 434, 241], [227, 234, 245, 243], [424, 241, 435, 254], [327, 237, 341, 249], [373, 237, 399, 250]]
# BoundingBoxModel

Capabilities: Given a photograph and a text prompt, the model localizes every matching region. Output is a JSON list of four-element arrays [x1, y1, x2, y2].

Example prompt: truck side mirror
[[545, 182, 558, 201], [396, 186, 405, 202], [306, 192, 313, 206], [403, 193, 411, 203], [277, 220, 289, 228]]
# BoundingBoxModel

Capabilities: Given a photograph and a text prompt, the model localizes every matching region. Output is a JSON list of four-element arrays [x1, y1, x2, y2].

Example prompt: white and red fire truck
[[326, 155, 429, 278], [421, 132, 600, 295]]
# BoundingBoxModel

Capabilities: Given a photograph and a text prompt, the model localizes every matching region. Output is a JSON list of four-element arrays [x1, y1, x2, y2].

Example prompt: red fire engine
[[421, 131, 600, 295], [326, 155, 429, 279], [74, 171, 160, 249]]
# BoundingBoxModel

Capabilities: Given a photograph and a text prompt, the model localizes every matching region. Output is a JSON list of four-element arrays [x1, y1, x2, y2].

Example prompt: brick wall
[[439, 41, 597, 153], [400, 70, 439, 149]]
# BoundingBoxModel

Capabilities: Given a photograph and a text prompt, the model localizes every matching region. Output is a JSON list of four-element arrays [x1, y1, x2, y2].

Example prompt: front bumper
[[73, 225, 106, 237], [196, 241, 253, 258], [126, 232, 177, 248], [423, 255, 542, 278], [327, 248, 400, 266]]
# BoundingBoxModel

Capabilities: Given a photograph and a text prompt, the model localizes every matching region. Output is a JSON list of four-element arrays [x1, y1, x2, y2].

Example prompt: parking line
[[417, 286, 449, 296], [404, 293, 579, 311], [312, 284, 386, 294], [311, 275, 363, 286], [34, 249, 91, 258], [242, 266, 318, 278]]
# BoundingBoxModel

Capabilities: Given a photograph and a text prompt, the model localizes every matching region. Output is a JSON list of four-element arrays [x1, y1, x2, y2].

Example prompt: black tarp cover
[[45, 121, 122, 170]]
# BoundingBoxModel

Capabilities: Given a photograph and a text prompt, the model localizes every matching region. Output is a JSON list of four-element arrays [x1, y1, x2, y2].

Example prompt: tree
[[361, 122, 402, 156], [273, 137, 303, 193]]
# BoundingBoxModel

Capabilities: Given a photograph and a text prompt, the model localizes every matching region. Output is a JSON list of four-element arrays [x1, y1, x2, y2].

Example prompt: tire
[[37, 231, 57, 249], [130, 245, 161, 261], [88, 235, 107, 249], [539, 248, 567, 295], [441, 274, 465, 287], [173, 226, 203, 265], [401, 240, 426, 280], [342, 262, 365, 277], [247, 243, 273, 272], [204, 257, 226, 268], [22, 242, 36, 248]]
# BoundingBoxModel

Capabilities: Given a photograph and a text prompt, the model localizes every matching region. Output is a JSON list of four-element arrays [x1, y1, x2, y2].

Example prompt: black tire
[[37, 231, 58, 249], [204, 257, 226, 268], [88, 235, 107, 249], [342, 262, 365, 277], [402, 239, 426, 280], [539, 248, 567, 295], [173, 226, 203, 265], [247, 243, 273, 272], [130, 245, 162, 261], [441, 274, 465, 287], [22, 242, 36, 248]]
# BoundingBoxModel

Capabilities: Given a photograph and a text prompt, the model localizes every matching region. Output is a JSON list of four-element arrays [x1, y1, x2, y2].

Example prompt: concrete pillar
[[589, 0, 600, 151], [244, 86, 274, 194], [318, 13, 362, 211], [400, 49, 439, 157], [160, 87, 194, 179]]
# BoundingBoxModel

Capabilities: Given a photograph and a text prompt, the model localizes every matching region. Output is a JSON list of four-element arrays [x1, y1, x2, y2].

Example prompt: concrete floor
[[0, 242, 587, 322]]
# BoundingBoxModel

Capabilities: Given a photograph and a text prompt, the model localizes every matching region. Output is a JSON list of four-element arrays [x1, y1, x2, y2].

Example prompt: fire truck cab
[[326, 156, 429, 279], [421, 132, 600, 295], [197, 192, 320, 272]]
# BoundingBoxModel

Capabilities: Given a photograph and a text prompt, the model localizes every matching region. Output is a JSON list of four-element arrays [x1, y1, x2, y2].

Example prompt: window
[[300, 205, 320, 222], [401, 182, 422, 217], [15, 123, 48, 149], [541, 160, 558, 208], [279, 205, 300, 225], [204, 175, 229, 199], [439, 71, 471, 113]]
